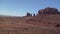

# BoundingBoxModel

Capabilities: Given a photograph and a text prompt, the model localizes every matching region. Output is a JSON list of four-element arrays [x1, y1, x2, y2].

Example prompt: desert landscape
[[0, 7, 60, 34]]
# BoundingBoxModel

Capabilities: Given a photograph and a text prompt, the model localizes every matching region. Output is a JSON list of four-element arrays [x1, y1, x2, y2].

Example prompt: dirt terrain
[[0, 7, 60, 34]]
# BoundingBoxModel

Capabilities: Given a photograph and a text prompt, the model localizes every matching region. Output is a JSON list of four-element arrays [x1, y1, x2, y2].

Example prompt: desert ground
[[0, 7, 60, 34]]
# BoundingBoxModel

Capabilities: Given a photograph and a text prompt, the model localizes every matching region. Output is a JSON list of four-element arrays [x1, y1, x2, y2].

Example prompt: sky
[[0, 0, 60, 16]]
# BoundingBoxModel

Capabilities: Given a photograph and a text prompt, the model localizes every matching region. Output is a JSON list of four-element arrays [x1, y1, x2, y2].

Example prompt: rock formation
[[33, 13, 35, 16], [38, 7, 59, 15], [26, 12, 32, 16]]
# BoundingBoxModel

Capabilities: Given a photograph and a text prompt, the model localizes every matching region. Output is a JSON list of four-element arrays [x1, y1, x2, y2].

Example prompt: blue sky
[[0, 0, 60, 16]]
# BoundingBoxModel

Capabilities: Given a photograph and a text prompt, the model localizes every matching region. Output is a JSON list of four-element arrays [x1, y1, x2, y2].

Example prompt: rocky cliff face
[[38, 7, 59, 15], [26, 12, 32, 17]]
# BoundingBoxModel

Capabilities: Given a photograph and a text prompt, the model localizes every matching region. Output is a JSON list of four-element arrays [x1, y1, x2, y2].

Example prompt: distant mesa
[[38, 7, 59, 15], [25, 7, 60, 17]]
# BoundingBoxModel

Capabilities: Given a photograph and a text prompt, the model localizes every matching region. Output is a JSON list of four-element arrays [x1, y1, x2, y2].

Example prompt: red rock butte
[[38, 7, 59, 14]]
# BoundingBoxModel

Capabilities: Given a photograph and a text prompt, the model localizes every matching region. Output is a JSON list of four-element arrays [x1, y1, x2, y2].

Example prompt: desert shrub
[[55, 24, 60, 27], [24, 28, 29, 31], [25, 19, 35, 22]]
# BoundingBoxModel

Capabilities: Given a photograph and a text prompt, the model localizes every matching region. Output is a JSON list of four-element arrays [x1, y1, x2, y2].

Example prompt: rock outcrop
[[26, 12, 32, 17], [33, 13, 35, 16], [38, 7, 59, 15]]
